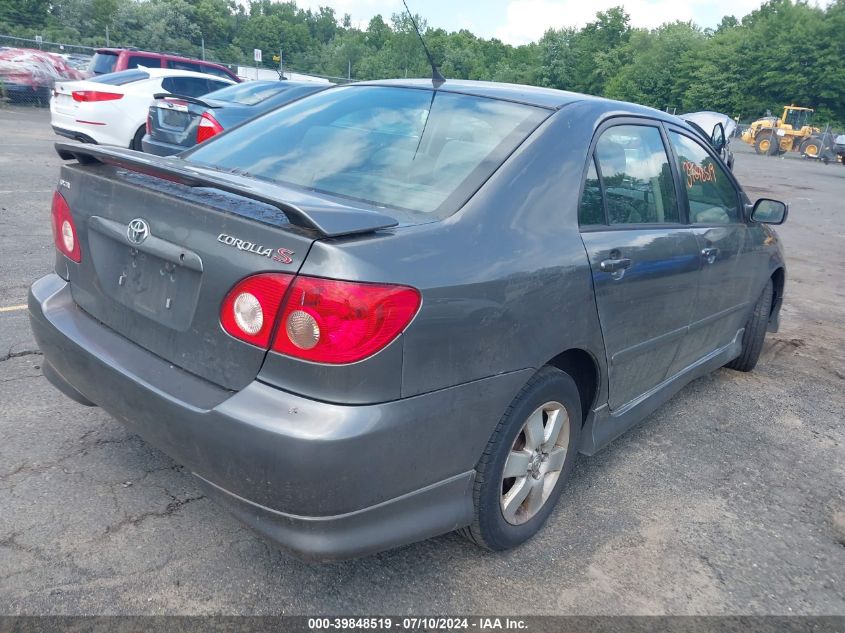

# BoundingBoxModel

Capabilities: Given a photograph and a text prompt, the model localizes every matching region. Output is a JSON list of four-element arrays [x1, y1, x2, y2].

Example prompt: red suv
[[88, 48, 240, 83]]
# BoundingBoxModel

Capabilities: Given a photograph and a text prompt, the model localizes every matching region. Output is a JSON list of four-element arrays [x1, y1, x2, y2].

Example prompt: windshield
[[185, 85, 548, 217], [785, 108, 812, 129], [206, 81, 291, 106], [89, 52, 117, 75], [90, 69, 150, 85]]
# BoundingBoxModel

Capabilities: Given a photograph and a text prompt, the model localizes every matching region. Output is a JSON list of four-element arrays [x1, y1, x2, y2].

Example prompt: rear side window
[[167, 60, 203, 73], [207, 79, 231, 93], [199, 64, 235, 80], [89, 52, 117, 74], [90, 69, 150, 85], [594, 125, 679, 225], [185, 85, 548, 219], [668, 131, 739, 224], [127, 55, 161, 69]]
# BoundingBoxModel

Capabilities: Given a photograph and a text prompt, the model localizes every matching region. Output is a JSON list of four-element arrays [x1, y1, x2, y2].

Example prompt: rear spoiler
[[54, 142, 399, 238], [152, 93, 212, 107]]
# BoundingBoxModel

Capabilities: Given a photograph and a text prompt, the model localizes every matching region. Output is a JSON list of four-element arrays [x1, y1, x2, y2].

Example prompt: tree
[[605, 22, 704, 111], [1, 0, 843, 125], [536, 27, 576, 89]]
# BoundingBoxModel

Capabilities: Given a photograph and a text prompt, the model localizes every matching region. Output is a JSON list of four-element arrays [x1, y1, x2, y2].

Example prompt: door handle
[[701, 247, 720, 264], [600, 258, 632, 273]]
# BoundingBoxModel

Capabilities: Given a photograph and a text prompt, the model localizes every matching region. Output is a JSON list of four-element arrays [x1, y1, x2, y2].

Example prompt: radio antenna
[[401, 0, 445, 88]]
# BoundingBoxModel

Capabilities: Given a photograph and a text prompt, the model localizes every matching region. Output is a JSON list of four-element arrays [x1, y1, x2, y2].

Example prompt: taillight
[[196, 112, 223, 143], [71, 90, 123, 102], [50, 191, 81, 263], [271, 277, 421, 364], [220, 274, 294, 348], [220, 275, 421, 363], [145, 112, 152, 135]]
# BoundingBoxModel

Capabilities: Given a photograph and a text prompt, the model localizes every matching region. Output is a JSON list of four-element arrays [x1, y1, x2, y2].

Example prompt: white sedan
[[51, 67, 236, 149]]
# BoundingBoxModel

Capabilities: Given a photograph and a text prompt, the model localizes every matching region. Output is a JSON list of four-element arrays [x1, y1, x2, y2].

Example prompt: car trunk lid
[[55, 143, 398, 390], [148, 95, 226, 148]]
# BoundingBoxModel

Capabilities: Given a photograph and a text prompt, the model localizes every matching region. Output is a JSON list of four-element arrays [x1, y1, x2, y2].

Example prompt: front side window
[[669, 131, 739, 224], [199, 64, 234, 80], [184, 86, 548, 219], [167, 60, 203, 73], [594, 125, 679, 225]]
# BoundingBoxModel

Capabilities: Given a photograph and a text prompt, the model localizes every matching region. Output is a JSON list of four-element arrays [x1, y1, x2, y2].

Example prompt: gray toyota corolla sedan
[[30, 79, 787, 561]]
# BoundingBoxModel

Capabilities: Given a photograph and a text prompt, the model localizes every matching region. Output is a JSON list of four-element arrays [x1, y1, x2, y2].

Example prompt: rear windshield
[[89, 52, 117, 75], [205, 81, 292, 106], [90, 69, 150, 85], [184, 86, 548, 217]]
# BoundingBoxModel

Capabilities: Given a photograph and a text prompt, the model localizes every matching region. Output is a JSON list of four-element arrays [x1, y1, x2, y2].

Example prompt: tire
[[754, 131, 777, 156], [725, 279, 773, 372], [130, 125, 145, 151], [800, 137, 821, 158], [461, 366, 581, 551]]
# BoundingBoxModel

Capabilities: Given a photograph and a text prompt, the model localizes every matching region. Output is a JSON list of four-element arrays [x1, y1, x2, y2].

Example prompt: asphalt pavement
[[0, 105, 843, 615]]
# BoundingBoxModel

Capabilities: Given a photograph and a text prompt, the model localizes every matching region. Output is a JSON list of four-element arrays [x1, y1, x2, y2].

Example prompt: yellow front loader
[[741, 105, 823, 156]]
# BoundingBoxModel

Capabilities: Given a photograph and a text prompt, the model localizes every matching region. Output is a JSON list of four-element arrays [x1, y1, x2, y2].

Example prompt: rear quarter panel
[[298, 101, 609, 402]]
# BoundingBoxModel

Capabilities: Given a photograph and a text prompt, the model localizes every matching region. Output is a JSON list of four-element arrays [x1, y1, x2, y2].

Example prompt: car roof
[[95, 48, 222, 63], [355, 78, 582, 110], [352, 78, 681, 121]]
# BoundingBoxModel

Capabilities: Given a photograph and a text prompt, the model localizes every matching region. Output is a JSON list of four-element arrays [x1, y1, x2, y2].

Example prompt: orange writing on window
[[682, 160, 716, 189]]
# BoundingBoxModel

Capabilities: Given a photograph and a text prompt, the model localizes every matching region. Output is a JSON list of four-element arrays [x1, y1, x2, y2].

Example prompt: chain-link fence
[[0, 34, 97, 57]]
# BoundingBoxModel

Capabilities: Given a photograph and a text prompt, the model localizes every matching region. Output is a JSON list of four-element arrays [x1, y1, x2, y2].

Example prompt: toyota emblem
[[126, 218, 150, 245]]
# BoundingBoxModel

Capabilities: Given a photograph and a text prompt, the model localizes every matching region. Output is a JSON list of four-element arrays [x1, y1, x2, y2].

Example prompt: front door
[[665, 128, 751, 374], [579, 123, 702, 411]]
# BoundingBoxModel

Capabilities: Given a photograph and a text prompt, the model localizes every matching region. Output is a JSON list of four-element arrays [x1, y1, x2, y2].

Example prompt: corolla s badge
[[127, 218, 150, 245], [217, 233, 294, 264]]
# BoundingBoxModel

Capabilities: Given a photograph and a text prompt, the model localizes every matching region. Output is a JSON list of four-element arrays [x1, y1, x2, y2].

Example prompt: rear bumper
[[29, 274, 527, 560], [52, 125, 98, 145], [141, 134, 187, 157], [50, 106, 123, 146]]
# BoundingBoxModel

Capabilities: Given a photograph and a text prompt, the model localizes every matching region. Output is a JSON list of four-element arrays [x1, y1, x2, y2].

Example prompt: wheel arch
[[545, 348, 600, 425]]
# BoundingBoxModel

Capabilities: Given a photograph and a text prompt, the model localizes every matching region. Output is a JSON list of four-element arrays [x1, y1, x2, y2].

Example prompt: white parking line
[[0, 190, 52, 194], [0, 304, 27, 313]]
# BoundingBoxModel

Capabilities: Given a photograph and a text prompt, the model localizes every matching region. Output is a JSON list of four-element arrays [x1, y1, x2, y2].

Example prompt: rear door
[[664, 126, 751, 373], [579, 121, 701, 411]]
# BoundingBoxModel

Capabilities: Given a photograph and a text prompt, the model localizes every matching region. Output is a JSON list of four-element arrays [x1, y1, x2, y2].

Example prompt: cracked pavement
[[0, 106, 843, 615]]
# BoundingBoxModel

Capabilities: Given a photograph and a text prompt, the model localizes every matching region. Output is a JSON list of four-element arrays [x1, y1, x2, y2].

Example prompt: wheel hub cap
[[528, 452, 543, 479]]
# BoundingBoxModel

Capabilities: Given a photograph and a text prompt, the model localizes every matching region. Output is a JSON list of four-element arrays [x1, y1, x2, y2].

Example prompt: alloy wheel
[[500, 401, 570, 525]]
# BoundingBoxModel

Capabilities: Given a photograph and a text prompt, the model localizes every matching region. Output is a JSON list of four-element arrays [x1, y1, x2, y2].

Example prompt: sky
[[294, 0, 822, 45]]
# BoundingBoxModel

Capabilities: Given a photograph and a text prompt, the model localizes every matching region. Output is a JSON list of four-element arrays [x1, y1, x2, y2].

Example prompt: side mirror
[[750, 198, 788, 224], [711, 122, 726, 152]]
